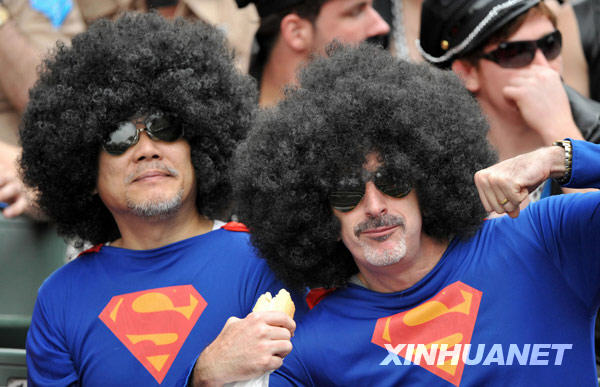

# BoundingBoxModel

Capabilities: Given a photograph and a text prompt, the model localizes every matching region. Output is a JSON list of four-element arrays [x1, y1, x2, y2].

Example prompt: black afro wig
[[234, 43, 497, 291], [19, 12, 257, 246]]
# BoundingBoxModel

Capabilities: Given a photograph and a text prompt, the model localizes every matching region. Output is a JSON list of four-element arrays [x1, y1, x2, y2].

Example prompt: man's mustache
[[354, 214, 405, 238], [125, 162, 179, 184]]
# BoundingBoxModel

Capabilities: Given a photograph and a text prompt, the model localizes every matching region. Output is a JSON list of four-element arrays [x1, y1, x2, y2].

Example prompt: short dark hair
[[20, 12, 257, 246], [234, 43, 497, 291], [250, 0, 329, 80]]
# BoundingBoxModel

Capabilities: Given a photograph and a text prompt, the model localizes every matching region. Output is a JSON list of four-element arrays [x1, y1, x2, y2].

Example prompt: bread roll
[[252, 289, 295, 319]]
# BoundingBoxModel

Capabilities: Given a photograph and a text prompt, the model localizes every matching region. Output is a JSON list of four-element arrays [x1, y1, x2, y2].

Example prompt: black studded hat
[[418, 0, 540, 68]]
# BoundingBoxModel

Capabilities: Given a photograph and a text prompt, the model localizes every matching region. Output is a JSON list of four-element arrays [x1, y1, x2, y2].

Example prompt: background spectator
[[418, 0, 600, 202], [237, 0, 390, 106], [0, 0, 85, 218]]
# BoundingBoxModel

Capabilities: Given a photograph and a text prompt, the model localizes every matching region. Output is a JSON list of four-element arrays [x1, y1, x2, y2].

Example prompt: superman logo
[[99, 285, 206, 383], [372, 281, 482, 386]]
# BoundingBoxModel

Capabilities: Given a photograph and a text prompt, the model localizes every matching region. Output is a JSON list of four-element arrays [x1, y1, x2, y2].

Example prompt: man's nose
[[361, 181, 387, 218], [366, 7, 390, 39], [132, 131, 161, 162]]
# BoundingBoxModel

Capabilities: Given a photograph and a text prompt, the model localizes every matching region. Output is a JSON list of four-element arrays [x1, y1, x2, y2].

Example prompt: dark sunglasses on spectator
[[329, 179, 411, 213], [479, 30, 562, 69], [103, 113, 183, 155]]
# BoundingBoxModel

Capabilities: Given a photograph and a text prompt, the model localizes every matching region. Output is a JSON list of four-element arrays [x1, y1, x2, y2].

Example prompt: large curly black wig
[[19, 12, 257, 246], [234, 43, 497, 291]]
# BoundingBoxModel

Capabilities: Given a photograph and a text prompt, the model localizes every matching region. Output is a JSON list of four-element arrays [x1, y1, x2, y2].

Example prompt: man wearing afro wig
[[234, 43, 600, 385], [20, 13, 302, 386]]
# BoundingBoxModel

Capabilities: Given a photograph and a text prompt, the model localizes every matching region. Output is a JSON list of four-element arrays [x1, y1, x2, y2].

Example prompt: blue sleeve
[[239, 251, 309, 321], [563, 139, 600, 188], [527, 191, 600, 312], [541, 139, 600, 310], [26, 287, 79, 386], [270, 335, 314, 387]]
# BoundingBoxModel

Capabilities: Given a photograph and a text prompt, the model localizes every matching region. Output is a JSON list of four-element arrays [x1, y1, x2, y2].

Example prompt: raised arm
[[474, 139, 600, 217]]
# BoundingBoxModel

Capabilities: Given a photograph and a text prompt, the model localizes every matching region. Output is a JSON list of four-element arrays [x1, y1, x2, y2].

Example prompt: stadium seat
[[0, 214, 66, 349], [0, 348, 27, 386]]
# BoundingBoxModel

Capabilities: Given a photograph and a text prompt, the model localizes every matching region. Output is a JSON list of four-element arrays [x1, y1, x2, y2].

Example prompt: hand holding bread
[[191, 289, 296, 386]]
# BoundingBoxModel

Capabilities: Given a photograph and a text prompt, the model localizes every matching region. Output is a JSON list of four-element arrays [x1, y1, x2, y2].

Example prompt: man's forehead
[[336, 153, 387, 186], [363, 152, 383, 172]]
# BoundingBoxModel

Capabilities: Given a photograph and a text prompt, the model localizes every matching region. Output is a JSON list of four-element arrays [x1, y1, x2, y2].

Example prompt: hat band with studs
[[417, 0, 532, 63]]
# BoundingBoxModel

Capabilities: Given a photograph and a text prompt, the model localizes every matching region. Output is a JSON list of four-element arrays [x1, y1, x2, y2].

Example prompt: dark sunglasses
[[329, 182, 411, 213], [103, 113, 183, 155], [479, 30, 562, 69]]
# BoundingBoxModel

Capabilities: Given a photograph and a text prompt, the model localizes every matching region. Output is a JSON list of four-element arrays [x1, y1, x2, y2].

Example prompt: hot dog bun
[[252, 289, 295, 319]]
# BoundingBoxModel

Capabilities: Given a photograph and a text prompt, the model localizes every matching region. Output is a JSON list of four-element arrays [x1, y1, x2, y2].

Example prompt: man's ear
[[280, 13, 314, 52], [451, 59, 480, 93]]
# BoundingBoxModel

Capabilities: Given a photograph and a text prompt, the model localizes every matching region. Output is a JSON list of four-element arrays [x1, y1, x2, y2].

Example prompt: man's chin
[[365, 254, 405, 267], [126, 190, 184, 219], [362, 241, 407, 267]]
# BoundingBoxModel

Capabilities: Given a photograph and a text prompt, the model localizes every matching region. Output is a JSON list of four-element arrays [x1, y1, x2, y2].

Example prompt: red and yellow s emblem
[[99, 285, 206, 383], [372, 281, 482, 386]]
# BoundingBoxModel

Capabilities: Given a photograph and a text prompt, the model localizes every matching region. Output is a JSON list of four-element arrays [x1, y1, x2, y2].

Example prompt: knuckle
[[270, 357, 283, 370], [247, 312, 263, 323], [256, 324, 269, 338], [489, 174, 504, 185], [255, 340, 270, 354], [226, 316, 239, 325], [257, 355, 272, 369]]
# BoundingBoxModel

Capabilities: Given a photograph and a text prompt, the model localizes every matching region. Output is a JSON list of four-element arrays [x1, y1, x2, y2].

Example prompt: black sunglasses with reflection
[[329, 171, 411, 213], [478, 30, 562, 69], [103, 112, 184, 156]]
